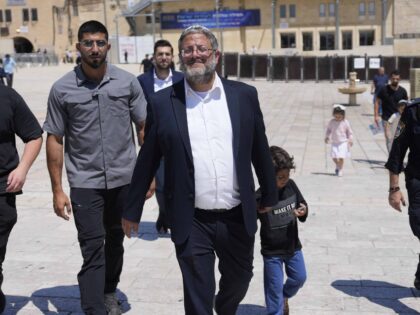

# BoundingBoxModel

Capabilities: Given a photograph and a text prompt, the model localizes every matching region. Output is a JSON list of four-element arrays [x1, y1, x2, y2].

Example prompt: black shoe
[[0, 290, 6, 314], [104, 292, 122, 315], [155, 216, 168, 234], [414, 277, 420, 290]]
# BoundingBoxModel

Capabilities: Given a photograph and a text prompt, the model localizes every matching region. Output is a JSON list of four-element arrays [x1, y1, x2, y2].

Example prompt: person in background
[[371, 66, 389, 114], [3, 54, 16, 88], [137, 39, 183, 233], [374, 70, 408, 152], [140, 54, 153, 73], [325, 104, 353, 177]]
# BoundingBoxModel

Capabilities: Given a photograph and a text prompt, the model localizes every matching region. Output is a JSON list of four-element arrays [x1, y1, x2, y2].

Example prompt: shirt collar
[[184, 74, 222, 101], [75, 63, 116, 86], [154, 69, 173, 82]]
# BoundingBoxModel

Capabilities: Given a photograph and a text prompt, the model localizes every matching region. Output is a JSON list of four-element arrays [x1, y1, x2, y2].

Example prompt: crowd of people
[[0, 19, 419, 315]]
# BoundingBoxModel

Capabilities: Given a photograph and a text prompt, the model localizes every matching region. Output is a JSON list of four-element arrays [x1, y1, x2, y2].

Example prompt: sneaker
[[338, 170, 343, 177], [0, 290, 5, 314], [415, 277, 420, 290], [283, 298, 289, 315], [104, 292, 122, 315]]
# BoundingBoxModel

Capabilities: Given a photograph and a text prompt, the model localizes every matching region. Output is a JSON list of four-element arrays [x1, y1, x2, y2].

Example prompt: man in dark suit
[[122, 25, 277, 315], [137, 39, 183, 234]]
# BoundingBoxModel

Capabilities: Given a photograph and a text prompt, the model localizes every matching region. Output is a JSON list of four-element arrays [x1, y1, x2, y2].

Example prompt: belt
[[196, 204, 241, 214], [196, 208, 230, 213]]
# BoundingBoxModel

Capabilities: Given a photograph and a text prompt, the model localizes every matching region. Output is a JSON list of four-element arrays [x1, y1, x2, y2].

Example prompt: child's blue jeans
[[263, 250, 307, 315]]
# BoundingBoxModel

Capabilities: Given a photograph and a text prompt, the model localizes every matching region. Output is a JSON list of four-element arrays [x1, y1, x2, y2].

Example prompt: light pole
[[215, 0, 224, 76], [271, 0, 276, 49], [114, 14, 120, 63], [103, 0, 108, 30], [335, 0, 340, 50]]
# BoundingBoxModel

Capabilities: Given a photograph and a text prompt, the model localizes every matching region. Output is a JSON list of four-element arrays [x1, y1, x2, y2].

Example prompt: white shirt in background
[[154, 69, 173, 92]]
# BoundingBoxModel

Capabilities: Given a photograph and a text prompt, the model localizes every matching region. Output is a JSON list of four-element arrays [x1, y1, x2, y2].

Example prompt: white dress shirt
[[154, 69, 173, 92], [185, 75, 240, 210]]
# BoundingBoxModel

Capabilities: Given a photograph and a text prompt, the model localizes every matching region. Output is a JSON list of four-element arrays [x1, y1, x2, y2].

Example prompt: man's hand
[[6, 166, 27, 193], [53, 190, 72, 220], [348, 140, 353, 147], [294, 203, 307, 217], [122, 218, 139, 238], [324, 137, 329, 144], [389, 190, 406, 212], [146, 178, 156, 199], [257, 206, 272, 214], [374, 115, 382, 127]]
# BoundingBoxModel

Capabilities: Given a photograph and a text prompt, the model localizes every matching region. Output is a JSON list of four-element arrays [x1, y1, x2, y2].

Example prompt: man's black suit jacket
[[123, 77, 277, 245], [137, 68, 184, 102]]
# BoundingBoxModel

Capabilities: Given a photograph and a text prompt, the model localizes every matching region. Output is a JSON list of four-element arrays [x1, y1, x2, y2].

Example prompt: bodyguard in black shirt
[[0, 85, 43, 312], [385, 97, 420, 290], [375, 70, 408, 151]]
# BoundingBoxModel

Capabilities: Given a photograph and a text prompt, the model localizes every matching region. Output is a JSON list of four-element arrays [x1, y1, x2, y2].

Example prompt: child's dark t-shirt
[[257, 179, 308, 257]]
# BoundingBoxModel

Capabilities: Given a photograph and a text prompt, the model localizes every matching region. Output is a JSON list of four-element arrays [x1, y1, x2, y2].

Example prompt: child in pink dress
[[324, 104, 353, 176]]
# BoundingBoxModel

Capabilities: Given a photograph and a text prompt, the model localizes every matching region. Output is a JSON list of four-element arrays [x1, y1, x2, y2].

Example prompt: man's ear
[[76, 43, 80, 52], [214, 50, 221, 63]]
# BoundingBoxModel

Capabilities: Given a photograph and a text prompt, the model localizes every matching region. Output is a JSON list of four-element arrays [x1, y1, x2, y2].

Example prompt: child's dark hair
[[269, 146, 295, 172], [333, 107, 345, 117]]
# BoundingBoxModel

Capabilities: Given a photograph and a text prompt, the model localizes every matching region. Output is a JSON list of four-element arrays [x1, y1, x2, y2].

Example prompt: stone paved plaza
[[3, 64, 419, 314]]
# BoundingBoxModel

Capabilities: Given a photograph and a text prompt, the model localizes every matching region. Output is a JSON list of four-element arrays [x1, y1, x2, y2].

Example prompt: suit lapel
[[171, 81, 193, 162], [222, 79, 241, 158], [145, 71, 155, 95]]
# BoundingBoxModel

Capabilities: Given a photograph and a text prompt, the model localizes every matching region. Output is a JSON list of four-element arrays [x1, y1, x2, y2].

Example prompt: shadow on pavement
[[237, 303, 266, 315], [311, 172, 337, 177], [136, 221, 171, 241], [4, 295, 30, 314], [353, 158, 386, 168], [30, 285, 130, 314], [332, 279, 419, 314]]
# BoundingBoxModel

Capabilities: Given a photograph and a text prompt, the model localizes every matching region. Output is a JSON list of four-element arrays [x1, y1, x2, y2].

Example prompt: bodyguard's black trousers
[[0, 194, 17, 289], [70, 185, 128, 315]]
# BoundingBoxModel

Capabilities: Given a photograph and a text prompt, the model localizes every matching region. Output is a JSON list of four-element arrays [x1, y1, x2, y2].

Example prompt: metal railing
[[12, 53, 59, 67], [219, 53, 420, 82]]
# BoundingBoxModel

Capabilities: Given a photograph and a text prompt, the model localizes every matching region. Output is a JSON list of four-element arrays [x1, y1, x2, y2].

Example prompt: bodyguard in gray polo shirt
[[43, 21, 147, 315]]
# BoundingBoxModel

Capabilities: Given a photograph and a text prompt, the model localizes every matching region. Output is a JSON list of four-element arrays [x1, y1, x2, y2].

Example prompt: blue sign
[[161, 9, 261, 30]]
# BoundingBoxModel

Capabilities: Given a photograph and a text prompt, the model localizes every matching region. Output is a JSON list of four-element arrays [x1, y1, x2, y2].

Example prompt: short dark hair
[[270, 146, 295, 172], [78, 20, 108, 41], [154, 39, 173, 55], [391, 70, 400, 77], [333, 107, 346, 118]]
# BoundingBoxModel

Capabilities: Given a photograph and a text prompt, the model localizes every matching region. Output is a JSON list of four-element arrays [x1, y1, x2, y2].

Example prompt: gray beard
[[181, 57, 217, 85]]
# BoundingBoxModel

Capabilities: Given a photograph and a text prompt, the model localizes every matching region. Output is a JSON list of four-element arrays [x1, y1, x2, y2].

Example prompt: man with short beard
[[122, 25, 277, 315], [137, 39, 183, 233], [44, 20, 147, 315], [375, 69, 408, 151]]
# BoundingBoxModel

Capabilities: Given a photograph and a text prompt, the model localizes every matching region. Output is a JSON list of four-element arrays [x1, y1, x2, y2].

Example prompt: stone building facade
[[0, 0, 418, 61], [127, 0, 419, 57], [0, 0, 131, 60]]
